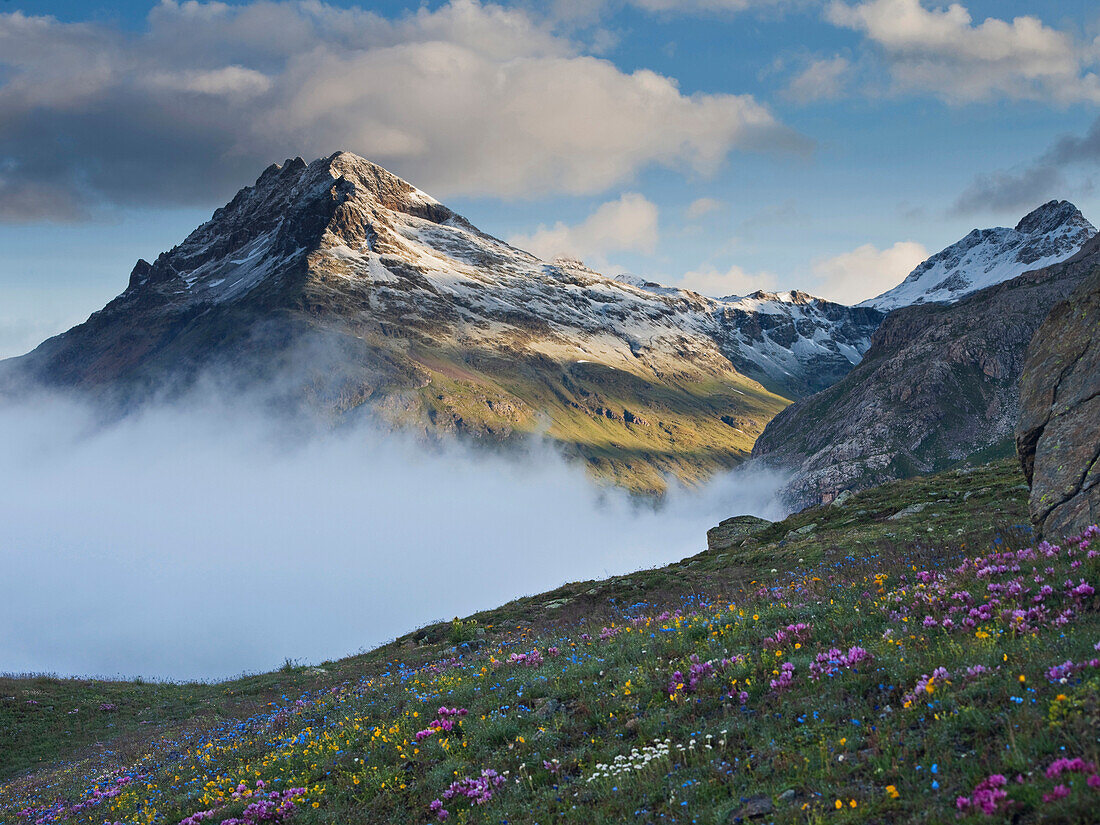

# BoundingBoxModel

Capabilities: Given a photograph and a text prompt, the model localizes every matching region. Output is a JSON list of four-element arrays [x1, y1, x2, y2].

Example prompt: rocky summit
[[0, 152, 882, 494], [862, 200, 1095, 311], [1017, 263, 1100, 539]]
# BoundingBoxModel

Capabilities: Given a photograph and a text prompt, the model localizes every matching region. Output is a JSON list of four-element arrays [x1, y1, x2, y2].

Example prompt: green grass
[[396, 348, 790, 496], [4, 458, 1099, 824]]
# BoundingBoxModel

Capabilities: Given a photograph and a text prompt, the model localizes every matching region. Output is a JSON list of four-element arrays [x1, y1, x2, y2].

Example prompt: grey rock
[[729, 795, 774, 821], [831, 489, 854, 507], [707, 515, 771, 552], [887, 502, 929, 520], [1017, 264, 1100, 539], [534, 698, 564, 720]]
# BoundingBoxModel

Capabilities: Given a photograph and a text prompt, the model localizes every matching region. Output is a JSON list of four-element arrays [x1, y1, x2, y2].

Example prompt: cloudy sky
[[1, 0, 1099, 357]]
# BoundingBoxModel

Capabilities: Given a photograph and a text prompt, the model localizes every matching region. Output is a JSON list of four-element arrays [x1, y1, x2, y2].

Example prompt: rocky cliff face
[[0, 152, 882, 494], [753, 236, 1100, 510], [1016, 264, 1100, 540]]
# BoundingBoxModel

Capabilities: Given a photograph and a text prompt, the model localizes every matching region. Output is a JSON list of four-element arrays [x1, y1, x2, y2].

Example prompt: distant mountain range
[[1, 152, 1094, 496]]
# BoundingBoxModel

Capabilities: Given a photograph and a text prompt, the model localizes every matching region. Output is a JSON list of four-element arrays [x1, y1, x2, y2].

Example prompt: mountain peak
[[1014, 199, 1088, 236], [322, 151, 441, 210], [863, 200, 1096, 311]]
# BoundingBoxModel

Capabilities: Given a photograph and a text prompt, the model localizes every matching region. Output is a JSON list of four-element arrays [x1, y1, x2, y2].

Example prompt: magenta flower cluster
[[178, 785, 306, 825], [956, 756, 1100, 815], [762, 622, 811, 649], [415, 707, 468, 741], [770, 661, 795, 692], [903, 666, 951, 706], [507, 649, 544, 667], [808, 646, 873, 680], [882, 529, 1098, 636], [1046, 658, 1100, 681], [667, 652, 746, 698], [956, 774, 1009, 815], [429, 769, 506, 820]]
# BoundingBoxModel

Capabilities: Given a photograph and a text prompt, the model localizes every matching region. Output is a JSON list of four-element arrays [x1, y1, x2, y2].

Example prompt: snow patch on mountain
[[863, 201, 1095, 311], [11, 152, 886, 403]]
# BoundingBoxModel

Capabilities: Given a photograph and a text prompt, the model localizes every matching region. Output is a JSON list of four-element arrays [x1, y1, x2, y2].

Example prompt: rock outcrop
[[706, 515, 771, 552], [753, 236, 1100, 511], [1016, 265, 1100, 540]]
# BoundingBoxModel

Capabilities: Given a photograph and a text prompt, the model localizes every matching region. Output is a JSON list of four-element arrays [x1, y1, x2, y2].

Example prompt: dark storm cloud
[[952, 116, 1100, 217]]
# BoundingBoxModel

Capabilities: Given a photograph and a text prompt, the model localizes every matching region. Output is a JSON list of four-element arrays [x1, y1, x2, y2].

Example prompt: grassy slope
[[4, 458, 1100, 824], [400, 350, 789, 495]]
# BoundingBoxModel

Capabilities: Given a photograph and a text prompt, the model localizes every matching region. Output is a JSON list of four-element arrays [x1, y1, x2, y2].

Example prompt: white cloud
[[552, 0, 795, 19], [810, 240, 928, 304], [146, 66, 274, 98], [678, 263, 779, 297], [508, 192, 659, 261], [685, 197, 726, 219], [629, 0, 789, 12], [826, 0, 1100, 104], [785, 55, 852, 102], [0, 1, 806, 218]]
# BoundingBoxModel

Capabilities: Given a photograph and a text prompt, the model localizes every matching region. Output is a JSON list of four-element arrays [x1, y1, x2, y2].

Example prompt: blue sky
[[2, 0, 1099, 357]]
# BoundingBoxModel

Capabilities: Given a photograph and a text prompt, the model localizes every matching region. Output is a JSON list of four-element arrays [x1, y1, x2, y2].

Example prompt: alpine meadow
[[1, 2, 1099, 824]]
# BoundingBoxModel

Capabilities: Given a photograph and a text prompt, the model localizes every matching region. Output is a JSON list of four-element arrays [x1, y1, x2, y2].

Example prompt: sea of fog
[[0, 392, 789, 681]]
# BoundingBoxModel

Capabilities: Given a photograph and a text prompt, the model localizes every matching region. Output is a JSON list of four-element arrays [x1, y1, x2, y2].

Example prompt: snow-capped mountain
[[1, 152, 882, 493], [863, 201, 1095, 311]]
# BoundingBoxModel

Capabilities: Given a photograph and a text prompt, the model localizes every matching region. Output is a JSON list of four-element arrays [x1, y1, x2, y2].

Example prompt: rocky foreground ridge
[[1017, 264, 1100, 539]]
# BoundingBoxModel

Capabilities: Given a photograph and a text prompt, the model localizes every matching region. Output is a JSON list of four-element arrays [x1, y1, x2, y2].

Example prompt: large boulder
[[1016, 266, 1100, 540], [706, 515, 771, 551]]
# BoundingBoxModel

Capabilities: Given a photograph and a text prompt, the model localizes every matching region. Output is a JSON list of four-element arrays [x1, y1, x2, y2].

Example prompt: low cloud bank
[[0, 392, 789, 681]]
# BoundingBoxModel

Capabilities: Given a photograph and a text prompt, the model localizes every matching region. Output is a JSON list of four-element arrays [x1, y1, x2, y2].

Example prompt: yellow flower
[[835, 799, 843, 809], [886, 785, 899, 799]]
